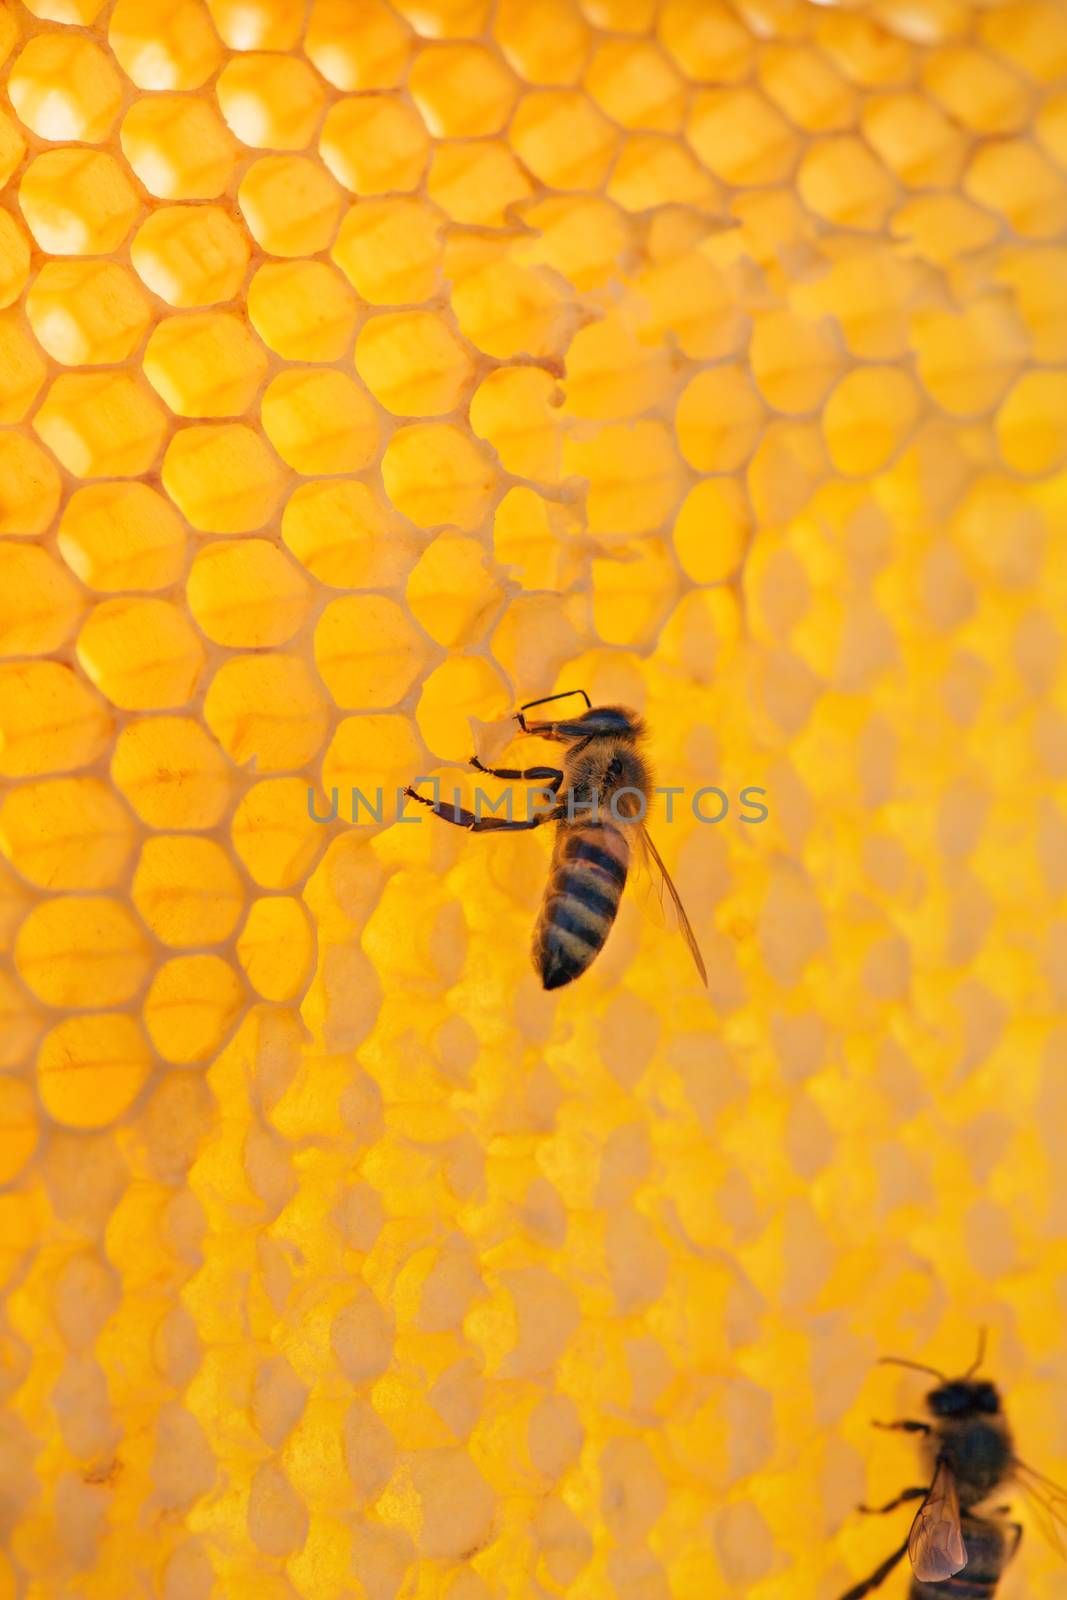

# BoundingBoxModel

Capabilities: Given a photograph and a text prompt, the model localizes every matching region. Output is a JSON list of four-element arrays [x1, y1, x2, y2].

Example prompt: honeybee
[[404, 690, 707, 990], [840, 1335, 1067, 1599]]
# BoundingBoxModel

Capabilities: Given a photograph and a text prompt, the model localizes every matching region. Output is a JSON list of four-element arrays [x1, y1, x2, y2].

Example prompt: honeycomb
[[1, 0, 1066, 1596]]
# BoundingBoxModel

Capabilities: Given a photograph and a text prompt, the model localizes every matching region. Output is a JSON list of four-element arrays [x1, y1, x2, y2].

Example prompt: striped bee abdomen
[[910, 1517, 1010, 1600], [533, 824, 630, 990]]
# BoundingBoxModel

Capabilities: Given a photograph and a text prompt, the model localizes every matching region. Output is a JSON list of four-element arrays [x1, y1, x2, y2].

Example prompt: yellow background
[[1, 0, 1066, 1595]]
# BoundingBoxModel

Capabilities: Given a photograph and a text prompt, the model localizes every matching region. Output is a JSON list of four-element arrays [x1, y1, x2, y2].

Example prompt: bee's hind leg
[[836, 1538, 910, 1600], [858, 1487, 927, 1514], [872, 1419, 932, 1436]]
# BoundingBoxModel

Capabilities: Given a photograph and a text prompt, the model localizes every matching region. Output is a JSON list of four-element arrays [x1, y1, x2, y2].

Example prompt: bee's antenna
[[516, 688, 591, 733], [878, 1356, 948, 1382], [518, 689, 591, 715], [964, 1327, 988, 1379]]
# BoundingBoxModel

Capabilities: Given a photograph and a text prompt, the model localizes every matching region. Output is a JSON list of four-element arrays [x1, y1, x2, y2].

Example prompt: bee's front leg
[[402, 786, 549, 833], [469, 757, 564, 794], [858, 1486, 927, 1514]]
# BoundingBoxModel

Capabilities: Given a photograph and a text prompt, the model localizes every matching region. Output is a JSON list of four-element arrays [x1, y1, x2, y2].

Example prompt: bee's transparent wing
[[636, 826, 707, 986], [908, 1459, 967, 1581], [1014, 1459, 1067, 1556]]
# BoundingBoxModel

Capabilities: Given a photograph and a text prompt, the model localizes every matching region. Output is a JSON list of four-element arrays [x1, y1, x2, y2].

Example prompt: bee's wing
[[908, 1458, 967, 1581], [637, 827, 708, 986], [1014, 1459, 1067, 1556]]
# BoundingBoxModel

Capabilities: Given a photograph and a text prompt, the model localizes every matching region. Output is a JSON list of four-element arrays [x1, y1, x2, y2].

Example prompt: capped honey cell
[[355, 310, 475, 417], [261, 368, 380, 475], [16, 896, 151, 1008], [77, 598, 206, 709], [236, 897, 313, 1002], [239, 154, 344, 255]]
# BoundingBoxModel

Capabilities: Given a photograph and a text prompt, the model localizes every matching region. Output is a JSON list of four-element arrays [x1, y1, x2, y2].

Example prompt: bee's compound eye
[[928, 1385, 966, 1416], [974, 1383, 1000, 1414]]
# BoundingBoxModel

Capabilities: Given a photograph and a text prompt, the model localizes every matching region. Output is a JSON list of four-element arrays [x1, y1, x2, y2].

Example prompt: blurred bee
[[404, 690, 707, 991], [840, 1334, 1067, 1599]]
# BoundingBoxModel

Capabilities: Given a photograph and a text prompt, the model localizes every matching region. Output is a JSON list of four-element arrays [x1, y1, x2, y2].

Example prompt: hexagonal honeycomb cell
[[19, 147, 140, 253], [215, 51, 324, 149], [247, 260, 357, 361], [57, 482, 186, 591], [111, 715, 233, 828], [355, 310, 476, 416], [143, 311, 269, 418], [109, 0, 223, 89], [132, 833, 245, 946], [37, 1013, 153, 1126], [8, 33, 122, 142], [162, 422, 286, 532], [33, 372, 168, 478], [238, 153, 343, 255], [187, 537, 314, 646], [26, 260, 153, 365], [320, 95, 431, 195], [77, 597, 205, 708], [0, 543, 84, 655], [142, 952, 245, 1062], [121, 94, 239, 199], [2, 5, 1067, 1600], [130, 204, 251, 307], [260, 368, 380, 474], [331, 197, 443, 305], [203, 652, 329, 771]]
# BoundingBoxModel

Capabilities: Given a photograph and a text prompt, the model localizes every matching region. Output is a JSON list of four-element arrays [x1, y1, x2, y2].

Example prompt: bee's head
[[518, 703, 644, 743], [928, 1379, 1001, 1419]]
